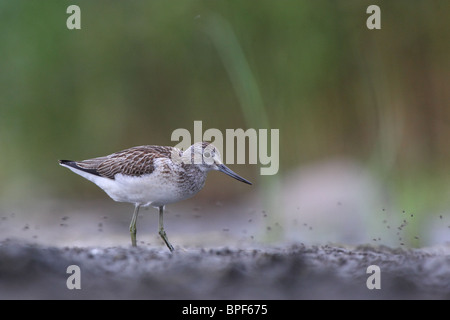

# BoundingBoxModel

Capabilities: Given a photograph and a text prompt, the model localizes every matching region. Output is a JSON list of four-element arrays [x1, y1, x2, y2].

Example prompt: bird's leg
[[129, 204, 140, 247], [158, 206, 174, 252]]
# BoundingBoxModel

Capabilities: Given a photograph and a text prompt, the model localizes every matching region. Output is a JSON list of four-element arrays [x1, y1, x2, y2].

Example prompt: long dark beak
[[217, 164, 252, 185]]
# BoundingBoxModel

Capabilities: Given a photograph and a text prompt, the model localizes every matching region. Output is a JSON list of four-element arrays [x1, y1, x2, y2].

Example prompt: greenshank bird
[[59, 142, 252, 251]]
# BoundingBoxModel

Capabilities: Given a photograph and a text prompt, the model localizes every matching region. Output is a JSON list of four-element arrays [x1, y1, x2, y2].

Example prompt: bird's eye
[[204, 151, 211, 158]]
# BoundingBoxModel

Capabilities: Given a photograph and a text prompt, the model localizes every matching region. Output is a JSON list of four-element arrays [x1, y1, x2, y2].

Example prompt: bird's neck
[[179, 163, 208, 193]]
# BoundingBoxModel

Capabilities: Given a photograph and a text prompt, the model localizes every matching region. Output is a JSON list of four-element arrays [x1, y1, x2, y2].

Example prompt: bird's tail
[[58, 159, 101, 177]]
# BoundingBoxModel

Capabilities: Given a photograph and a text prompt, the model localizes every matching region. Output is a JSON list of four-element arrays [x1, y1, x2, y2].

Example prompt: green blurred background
[[0, 1, 449, 246]]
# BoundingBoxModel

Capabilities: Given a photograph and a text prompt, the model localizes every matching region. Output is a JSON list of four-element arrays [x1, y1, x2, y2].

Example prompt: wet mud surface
[[1, 239, 449, 299]]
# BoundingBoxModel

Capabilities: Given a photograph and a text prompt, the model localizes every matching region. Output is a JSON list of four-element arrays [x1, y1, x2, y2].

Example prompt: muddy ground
[[0, 199, 449, 300], [1, 239, 449, 300]]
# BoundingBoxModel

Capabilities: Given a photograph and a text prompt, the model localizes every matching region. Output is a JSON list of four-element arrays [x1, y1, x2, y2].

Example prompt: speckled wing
[[73, 146, 178, 180]]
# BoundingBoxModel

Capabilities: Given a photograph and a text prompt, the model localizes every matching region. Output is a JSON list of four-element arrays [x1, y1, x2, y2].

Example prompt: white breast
[[63, 158, 208, 208]]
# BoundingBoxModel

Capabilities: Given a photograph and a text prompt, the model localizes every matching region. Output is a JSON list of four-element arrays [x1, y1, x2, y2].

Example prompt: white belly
[[62, 161, 207, 207], [102, 173, 192, 207]]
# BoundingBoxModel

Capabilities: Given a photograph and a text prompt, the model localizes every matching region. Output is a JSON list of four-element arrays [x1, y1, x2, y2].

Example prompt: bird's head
[[184, 142, 252, 185]]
